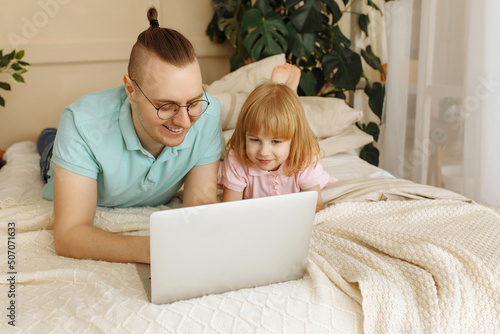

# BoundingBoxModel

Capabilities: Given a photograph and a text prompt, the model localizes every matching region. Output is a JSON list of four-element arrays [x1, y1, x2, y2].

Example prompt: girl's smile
[[245, 131, 291, 171]]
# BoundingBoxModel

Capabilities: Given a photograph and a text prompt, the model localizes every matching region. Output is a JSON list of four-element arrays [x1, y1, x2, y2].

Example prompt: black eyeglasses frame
[[132, 79, 210, 120]]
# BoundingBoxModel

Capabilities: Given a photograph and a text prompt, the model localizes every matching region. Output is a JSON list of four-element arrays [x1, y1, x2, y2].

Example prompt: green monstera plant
[[0, 49, 30, 108], [206, 0, 387, 166]]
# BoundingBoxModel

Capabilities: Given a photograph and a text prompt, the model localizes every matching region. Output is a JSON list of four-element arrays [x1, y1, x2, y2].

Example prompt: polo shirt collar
[[119, 92, 142, 152], [248, 163, 285, 176]]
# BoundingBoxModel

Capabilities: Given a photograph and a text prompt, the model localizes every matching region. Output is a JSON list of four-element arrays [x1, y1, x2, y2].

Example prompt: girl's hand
[[301, 185, 323, 213]]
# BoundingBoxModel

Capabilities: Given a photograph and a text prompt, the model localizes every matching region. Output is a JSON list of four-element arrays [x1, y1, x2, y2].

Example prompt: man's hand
[[53, 164, 150, 263]]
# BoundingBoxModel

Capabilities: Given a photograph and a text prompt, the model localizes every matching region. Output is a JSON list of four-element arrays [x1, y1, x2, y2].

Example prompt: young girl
[[221, 64, 336, 212]]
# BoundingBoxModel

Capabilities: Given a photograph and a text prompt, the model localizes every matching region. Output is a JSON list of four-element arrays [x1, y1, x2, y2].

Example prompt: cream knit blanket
[[312, 199, 500, 334], [1, 196, 499, 333]]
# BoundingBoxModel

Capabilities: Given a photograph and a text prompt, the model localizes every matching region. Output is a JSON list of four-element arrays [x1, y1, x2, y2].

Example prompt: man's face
[[126, 55, 204, 155]]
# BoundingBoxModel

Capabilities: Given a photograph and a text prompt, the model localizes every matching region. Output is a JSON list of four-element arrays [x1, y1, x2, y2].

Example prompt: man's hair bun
[[147, 7, 159, 27]]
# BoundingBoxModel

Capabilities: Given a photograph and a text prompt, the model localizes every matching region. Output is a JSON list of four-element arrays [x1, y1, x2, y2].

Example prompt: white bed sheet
[[321, 150, 394, 182], [0, 141, 44, 201], [0, 142, 394, 203], [1, 141, 499, 334]]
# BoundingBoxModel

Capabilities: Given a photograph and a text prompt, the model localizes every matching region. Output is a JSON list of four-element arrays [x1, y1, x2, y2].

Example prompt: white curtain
[[381, 0, 500, 207]]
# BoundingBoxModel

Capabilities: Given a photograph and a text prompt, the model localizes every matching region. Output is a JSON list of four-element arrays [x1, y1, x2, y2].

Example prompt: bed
[[1, 55, 499, 333]]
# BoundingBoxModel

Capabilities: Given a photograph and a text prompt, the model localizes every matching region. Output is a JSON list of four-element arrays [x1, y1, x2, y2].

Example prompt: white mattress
[[1, 141, 498, 333]]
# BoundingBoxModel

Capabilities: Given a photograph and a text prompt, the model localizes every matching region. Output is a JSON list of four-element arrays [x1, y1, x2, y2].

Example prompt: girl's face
[[245, 130, 291, 172]]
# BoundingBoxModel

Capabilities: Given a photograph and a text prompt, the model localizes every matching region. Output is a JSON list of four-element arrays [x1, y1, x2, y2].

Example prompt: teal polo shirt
[[42, 85, 223, 207]]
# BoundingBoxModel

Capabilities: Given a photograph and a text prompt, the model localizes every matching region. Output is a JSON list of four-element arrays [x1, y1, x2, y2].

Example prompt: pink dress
[[221, 151, 337, 199]]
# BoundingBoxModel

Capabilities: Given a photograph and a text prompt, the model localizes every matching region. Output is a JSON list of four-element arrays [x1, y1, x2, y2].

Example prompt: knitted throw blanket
[[1, 197, 499, 333], [311, 199, 500, 334]]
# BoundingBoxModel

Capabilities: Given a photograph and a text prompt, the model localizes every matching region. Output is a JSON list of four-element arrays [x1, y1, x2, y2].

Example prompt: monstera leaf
[[207, 0, 247, 43], [361, 45, 385, 75], [286, 22, 316, 59], [358, 14, 370, 36], [298, 68, 324, 96], [218, 18, 241, 48], [253, 0, 280, 15], [359, 143, 380, 166], [286, 0, 342, 33], [367, 0, 383, 14], [364, 81, 385, 119], [241, 8, 288, 60], [358, 121, 380, 142], [322, 44, 362, 90]]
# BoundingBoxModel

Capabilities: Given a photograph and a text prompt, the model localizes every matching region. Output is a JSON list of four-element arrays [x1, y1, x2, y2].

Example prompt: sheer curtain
[[381, 0, 500, 207]]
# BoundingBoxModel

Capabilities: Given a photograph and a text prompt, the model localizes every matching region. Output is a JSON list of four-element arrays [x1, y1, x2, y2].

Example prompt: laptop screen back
[[149, 191, 317, 304]]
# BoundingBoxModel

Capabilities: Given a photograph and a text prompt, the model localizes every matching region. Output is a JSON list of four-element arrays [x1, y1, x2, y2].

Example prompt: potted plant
[[0, 49, 30, 108], [206, 0, 388, 166]]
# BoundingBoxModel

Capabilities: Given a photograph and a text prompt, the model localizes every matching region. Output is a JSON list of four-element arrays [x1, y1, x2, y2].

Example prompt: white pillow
[[206, 54, 286, 95], [300, 96, 363, 139], [0, 141, 44, 200], [318, 126, 374, 157], [213, 92, 247, 131], [207, 54, 371, 155], [212, 91, 363, 137]]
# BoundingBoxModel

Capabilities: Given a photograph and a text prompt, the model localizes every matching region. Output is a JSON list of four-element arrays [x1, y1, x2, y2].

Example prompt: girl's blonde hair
[[226, 82, 320, 176]]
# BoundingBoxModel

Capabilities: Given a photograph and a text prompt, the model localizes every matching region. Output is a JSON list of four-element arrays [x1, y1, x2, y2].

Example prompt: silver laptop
[[137, 191, 318, 304]]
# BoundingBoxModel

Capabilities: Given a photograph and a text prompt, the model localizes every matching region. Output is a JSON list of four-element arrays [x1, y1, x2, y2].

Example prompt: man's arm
[[53, 164, 150, 263], [182, 160, 219, 207]]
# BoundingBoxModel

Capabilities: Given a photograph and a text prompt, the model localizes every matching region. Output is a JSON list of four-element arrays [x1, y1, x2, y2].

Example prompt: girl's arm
[[222, 187, 244, 202], [301, 184, 323, 212]]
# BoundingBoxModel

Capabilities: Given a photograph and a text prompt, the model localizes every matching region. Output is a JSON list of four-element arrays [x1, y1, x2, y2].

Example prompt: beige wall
[[0, 0, 232, 149]]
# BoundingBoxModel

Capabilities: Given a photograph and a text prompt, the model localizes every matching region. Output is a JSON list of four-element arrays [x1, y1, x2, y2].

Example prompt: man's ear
[[123, 75, 135, 99]]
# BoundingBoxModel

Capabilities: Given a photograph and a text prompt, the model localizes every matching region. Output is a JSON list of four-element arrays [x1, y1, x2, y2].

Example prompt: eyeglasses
[[132, 80, 210, 120]]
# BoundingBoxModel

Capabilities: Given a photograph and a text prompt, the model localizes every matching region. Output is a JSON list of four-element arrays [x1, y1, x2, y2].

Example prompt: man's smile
[[163, 124, 184, 134]]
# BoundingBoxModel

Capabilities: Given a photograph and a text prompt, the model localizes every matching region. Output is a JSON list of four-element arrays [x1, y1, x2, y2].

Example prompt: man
[[40, 8, 223, 264]]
